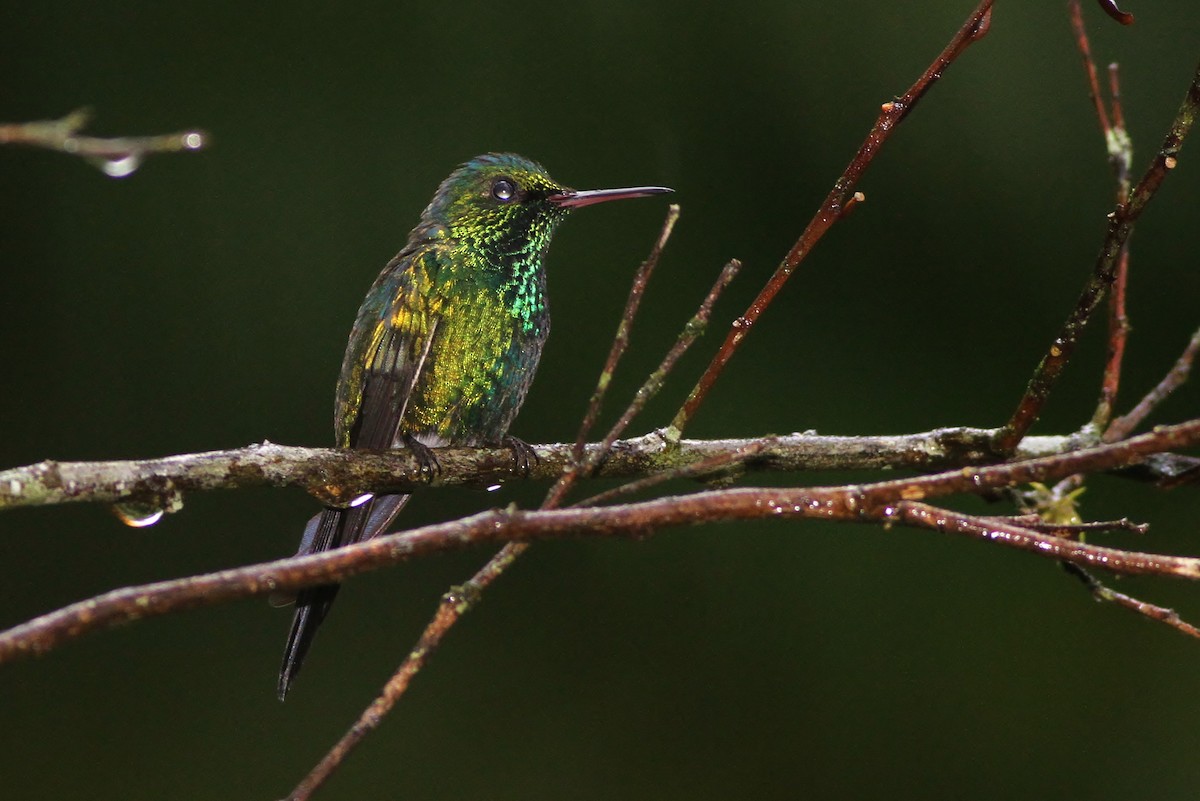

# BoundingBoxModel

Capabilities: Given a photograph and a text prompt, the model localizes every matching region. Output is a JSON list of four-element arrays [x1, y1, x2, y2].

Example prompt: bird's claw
[[503, 435, 539, 478], [402, 434, 443, 482]]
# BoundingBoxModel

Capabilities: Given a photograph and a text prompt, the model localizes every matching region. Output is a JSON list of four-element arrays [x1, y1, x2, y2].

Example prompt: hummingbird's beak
[[548, 185, 673, 209]]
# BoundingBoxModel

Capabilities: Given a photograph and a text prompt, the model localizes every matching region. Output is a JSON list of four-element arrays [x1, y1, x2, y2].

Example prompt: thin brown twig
[[1108, 64, 1133, 192], [5, 417, 1199, 667], [995, 56, 1200, 453], [1067, 2, 1138, 433], [1070, 0, 1133, 432], [893, 501, 1197, 578], [668, 0, 994, 439], [1061, 562, 1200, 639], [903, 500, 1200, 643], [981, 515, 1149, 537], [1069, 0, 1113, 136], [1105, 326, 1200, 442], [1094, 244, 1131, 429], [571, 437, 774, 509], [282, 550, 517, 801], [1109, 63, 1128, 134], [568, 205, 681, 466], [599, 258, 741, 453]]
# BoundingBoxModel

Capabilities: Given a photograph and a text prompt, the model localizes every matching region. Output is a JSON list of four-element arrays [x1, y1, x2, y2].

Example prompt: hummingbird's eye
[[491, 178, 516, 203]]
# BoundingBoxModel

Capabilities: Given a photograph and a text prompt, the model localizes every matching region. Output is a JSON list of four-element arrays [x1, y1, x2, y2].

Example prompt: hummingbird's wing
[[279, 247, 444, 699]]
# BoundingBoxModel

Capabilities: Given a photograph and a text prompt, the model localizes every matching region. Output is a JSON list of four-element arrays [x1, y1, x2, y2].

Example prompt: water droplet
[[93, 153, 143, 178], [268, 579, 296, 607], [112, 501, 165, 528], [486, 484, 502, 492], [182, 132, 205, 150], [111, 482, 184, 527], [349, 492, 374, 507]]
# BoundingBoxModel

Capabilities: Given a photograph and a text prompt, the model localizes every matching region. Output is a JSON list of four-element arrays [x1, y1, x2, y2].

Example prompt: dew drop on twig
[[112, 501, 165, 527], [92, 153, 143, 178]]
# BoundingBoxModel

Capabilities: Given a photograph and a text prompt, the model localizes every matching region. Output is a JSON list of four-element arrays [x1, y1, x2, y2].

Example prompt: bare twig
[[572, 438, 775, 509], [1105, 326, 1200, 442], [1108, 65, 1133, 192], [1095, 244, 1131, 430], [569, 205, 681, 465], [982, 515, 1149, 537], [1070, 0, 1135, 430], [597, 258, 741, 460], [894, 500, 1197, 577], [669, 0, 994, 438], [0, 108, 206, 177], [1068, 0, 1134, 188], [1062, 562, 1200, 639], [1070, 0, 1114, 136], [282, 549, 517, 801], [995, 56, 1200, 453], [550, 256, 743, 508]]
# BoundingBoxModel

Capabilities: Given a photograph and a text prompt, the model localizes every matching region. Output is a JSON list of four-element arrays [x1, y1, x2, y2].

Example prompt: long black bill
[[549, 185, 673, 209]]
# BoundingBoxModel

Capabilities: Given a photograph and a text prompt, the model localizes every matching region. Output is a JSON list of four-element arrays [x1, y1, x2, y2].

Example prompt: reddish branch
[[1070, 0, 1134, 430], [1106, 327, 1200, 442], [1061, 563, 1200, 639], [568, 205, 680, 466], [995, 56, 1200, 453], [668, 0, 994, 438], [1095, 244, 1131, 429]]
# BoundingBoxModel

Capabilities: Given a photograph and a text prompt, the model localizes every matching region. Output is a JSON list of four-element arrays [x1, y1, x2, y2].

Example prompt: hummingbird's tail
[[277, 493, 410, 700]]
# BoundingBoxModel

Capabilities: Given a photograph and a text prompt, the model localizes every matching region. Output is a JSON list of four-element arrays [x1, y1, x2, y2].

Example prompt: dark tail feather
[[277, 493, 410, 700], [278, 582, 340, 700]]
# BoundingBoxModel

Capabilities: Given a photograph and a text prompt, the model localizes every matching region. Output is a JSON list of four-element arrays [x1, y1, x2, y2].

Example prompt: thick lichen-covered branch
[[3, 427, 1195, 517], [0, 428, 1124, 514]]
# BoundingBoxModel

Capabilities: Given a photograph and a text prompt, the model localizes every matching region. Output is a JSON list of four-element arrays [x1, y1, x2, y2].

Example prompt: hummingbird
[[278, 153, 671, 699]]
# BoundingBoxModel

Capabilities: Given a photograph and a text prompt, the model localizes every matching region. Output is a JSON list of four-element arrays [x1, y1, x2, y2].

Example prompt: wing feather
[[278, 246, 444, 699]]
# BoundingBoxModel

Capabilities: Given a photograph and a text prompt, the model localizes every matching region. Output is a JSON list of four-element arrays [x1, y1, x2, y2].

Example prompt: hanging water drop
[[111, 482, 184, 527], [112, 501, 165, 528], [93, 152, 143, 178]]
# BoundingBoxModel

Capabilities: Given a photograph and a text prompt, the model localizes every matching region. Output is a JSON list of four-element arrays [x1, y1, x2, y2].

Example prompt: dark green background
[[3, 2, 1199, 799]]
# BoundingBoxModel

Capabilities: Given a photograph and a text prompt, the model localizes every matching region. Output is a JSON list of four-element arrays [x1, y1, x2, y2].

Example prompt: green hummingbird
[[279, 153, 671, 699]]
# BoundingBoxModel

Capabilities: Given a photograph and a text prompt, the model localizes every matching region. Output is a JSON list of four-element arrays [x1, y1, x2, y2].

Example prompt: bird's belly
[[403, 298, 547, 444]]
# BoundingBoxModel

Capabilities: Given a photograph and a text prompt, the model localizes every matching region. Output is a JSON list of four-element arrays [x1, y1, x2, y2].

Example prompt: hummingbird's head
[[423, 153, 672, 262], [424, 153, 568, 256]]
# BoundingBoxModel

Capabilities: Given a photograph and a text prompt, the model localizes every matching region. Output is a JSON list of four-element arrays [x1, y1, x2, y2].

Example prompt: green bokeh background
[[3, 2, 1199, 799]]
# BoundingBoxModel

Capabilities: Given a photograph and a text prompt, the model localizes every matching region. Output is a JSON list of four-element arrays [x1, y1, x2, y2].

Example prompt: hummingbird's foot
[[402, 434, 443, 483], [502, 435, 539, 478]]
